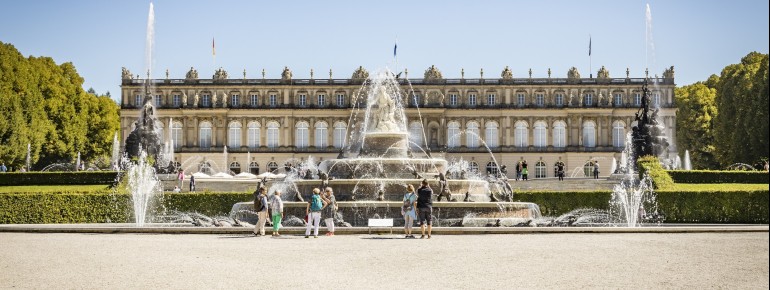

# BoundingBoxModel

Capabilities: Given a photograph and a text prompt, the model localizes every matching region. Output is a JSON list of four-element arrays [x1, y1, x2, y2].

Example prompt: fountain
[[683, 150, 691, 170], [25, 143, 31, 171], [631, 79, 669, 159], [124, 150, 162, 226], [111, 132, 120, 170], [231, 68, 541, 227]]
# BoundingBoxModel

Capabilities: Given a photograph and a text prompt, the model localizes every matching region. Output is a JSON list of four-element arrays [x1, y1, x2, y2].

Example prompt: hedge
[[0, 172, 119, 186], [667, 170, 769, 184], [637, 156, 675, 190], [514, 191, 611, 217]]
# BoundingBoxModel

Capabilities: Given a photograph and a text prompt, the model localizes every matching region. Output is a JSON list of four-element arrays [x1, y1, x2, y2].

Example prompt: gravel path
[[1, 232, 767, 289]]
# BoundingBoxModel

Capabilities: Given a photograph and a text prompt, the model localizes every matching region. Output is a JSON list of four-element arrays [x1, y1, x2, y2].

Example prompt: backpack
[[310, 194, 323, 211]]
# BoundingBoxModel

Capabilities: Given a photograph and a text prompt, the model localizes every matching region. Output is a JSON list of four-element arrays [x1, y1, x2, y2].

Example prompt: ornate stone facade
[[120, 66, 677, 178]]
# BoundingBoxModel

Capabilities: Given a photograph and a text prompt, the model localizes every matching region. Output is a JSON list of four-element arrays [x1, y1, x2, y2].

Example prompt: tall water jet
[[111, 132, 120, 170], [125, 150, 161, 226], [645, 3, 656, 73], [26, 143, 31, 171], [610, 174, 657, 227], [75, 152, 81, 171], [222, 145, 228, 174], [683, 150, 692, 170]]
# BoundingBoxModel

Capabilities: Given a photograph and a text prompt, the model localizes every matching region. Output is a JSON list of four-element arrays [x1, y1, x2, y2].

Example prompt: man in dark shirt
[[416, 179, 434, 239]]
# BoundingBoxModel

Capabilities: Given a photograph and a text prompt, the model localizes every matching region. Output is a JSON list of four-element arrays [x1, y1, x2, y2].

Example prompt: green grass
[[0, 185, 112, 194], [664, 183, 769, 192]]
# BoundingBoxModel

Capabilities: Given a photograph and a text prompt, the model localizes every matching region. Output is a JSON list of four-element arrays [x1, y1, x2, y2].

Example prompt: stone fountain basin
[[325, 157, 448, 179], [289, 178, 490, 201]]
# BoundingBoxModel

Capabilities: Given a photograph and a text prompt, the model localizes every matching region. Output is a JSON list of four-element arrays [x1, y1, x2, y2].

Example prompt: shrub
[[667, 170, 769, 184], [0, 172, 119, 186], [655, 189, 769, 223], [636, 156, 675, 190]]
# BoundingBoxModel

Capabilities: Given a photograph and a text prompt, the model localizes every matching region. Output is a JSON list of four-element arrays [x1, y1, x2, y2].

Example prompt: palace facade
[[119, 65, 677, 178]]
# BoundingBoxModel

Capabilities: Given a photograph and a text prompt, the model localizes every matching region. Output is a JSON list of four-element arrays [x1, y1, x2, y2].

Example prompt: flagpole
[[212, 37, 216, 69], [589, 35, 592, 79]]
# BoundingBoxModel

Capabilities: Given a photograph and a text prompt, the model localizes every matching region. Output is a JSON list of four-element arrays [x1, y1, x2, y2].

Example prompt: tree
[[674, 82, 719, 169], [713, 52, 769, 167]]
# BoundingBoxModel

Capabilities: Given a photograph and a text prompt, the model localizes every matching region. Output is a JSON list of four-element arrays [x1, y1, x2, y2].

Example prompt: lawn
[[666, 183, 769, 191], [0, 185, 112, 194]]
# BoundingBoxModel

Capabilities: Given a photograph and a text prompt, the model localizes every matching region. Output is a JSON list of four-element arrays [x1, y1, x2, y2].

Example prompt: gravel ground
[[0, 232, 767, 289]]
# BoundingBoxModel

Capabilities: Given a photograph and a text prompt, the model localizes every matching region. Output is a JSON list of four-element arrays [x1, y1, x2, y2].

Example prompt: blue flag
[[393, 42, 397, 58], [589, 36, 591, 56]]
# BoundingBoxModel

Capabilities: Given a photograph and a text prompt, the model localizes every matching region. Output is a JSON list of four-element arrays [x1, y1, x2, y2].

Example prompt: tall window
[[250, 94, 259, 107], [202, 94, 211, 107], [653, 93, 660, 106], [555, 93, 564, 106], [228, 122, 241, 149], [248, 121, 261, 149], [447, 121, 460, 148], [612, 121, 625, 148], [267, 121, 280, 148], [295, 121, 309, 148], [317, 94, 326, 107], [199, 121, 212, 149], [155, 94, 162, 107], [484, 121, 499, 148], [468, 94, 476, 106], [315, 122, 328, 148], [584, 93, 593, 106], [466, 121, 480, 148], [614, 93, 623, 106], [231, 94, 239, 107], [333, 122, 346, 148], [634, 93, 642, 106], [536, 93, 545, 107], [172, 121, 183, 149], [514, 121, 528, 147], [269, 94, 277, 107], [173, 94, 181, 107], [533, 121, 547, 148], [535, 161, 547, 178], [486, 161, 499, 175], [298, 94, 307, 107], [449, 94, 458, 106], [336, 94, 345, 107], [487, 94, 496, 106], [553, 121, 566, 148], [249, 162, 260, 174], [409, 122, 424, 148], [583, 121, 596, 147], [135, 95, 142, 107], [517, 93, 525, 106]]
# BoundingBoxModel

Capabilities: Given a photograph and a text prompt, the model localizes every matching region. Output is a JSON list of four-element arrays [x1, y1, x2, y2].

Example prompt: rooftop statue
[[663, 66, 675, 80], [351, 66, 369, 81], [501, 66, 513, 80], [281, 66, 292, 81], [213, 67, 228, 82], [567, 67, 581, 80], [424, 65, 443, 81], [185, 67, 199, 80], [597, 66, 610, 80], [122, 67, 133, 80]]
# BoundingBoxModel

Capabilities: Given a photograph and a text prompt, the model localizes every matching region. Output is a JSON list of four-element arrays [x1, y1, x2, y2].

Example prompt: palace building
[[119, 65, 677, 178]]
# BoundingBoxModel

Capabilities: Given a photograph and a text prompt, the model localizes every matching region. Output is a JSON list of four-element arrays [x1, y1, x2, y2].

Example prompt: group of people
[[401, 179, 435, 239], [252, 186, 288, 237], [171, 169, 195, 192]]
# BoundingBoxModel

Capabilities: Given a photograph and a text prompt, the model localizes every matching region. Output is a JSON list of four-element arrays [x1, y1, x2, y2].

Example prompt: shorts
[[418, 207, 432, 226]]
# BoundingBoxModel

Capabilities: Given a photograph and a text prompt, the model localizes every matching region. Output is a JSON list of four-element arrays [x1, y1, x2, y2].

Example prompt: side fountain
[[231, 69, 541, 227]]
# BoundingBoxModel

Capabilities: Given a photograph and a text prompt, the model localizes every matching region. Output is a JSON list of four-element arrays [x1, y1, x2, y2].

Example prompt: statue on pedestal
[[375, 86, 398, 132]]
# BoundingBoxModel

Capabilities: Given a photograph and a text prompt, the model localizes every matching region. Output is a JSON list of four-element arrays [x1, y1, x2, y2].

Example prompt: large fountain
[[232, 69, 541, 227]]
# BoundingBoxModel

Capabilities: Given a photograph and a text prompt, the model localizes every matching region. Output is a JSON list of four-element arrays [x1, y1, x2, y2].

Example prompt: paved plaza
[[0, 232, 767, 289]]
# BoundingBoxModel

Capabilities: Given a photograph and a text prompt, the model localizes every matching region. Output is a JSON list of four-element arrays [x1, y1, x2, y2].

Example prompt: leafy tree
[[675, 82, 719, 169]]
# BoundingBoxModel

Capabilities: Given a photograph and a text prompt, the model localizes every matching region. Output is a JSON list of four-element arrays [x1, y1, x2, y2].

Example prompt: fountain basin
[[290, 178, 490, 201], [325, 157, 447, 179]]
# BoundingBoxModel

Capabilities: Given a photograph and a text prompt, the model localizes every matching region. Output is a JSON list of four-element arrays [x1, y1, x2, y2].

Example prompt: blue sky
[[1, 0, 767, 102]]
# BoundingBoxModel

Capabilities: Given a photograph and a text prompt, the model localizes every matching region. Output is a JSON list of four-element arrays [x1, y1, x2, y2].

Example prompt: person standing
[[321, 186, 337, 236], [521, 160, 529, 181], [0, 163, 7, 173], [177, 169, 185, 189], [305, 188, 326, 238], [557, 162, 565, 181], [189, 175, 196, 192], [516, 161, 522, 181], [253, 187, 269, 236], [416, 179, 434, 239], [270, 190, 284, 236], [593, 162, 600, 179], [402, 184, 418, 238]]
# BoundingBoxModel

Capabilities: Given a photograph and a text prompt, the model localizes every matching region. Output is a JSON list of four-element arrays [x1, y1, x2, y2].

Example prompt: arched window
[[469, 161, 479, 173], [199, 121, 212, 149], [247, 121, 261, 149], [486, 161, 498, 175], [583, 161, 594, 177], [267, 161, 279, 172], [447, 121, 460, 148], [199, 161, 212, 175], [172, 121, 183, 149], [533, 121, 547, 148], [295, 121, 309, 148], [155, 121, 165, 145], [315, 121, 328, 148], [535, 161, 547, 178], [249, 162, 260, 174], [409, 122, 424, 148], [485, 121, 499, 148], [466, 121, 480, 148], [553, 121, 566, 148], [267, 121, 280, 148], [514, 121, 528, 147], [583, 121, 596, 148], [612, 121, 626, 148], [333, 122, 346, 149], [228, 121, 242, 149], [229, 161, 241, 174]]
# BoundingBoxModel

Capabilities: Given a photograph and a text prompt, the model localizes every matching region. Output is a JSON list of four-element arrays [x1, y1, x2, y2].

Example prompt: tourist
[[270, 190, 284, 236], [521, 161, 528, 181], [416, 179, 433, 239], [172, 186, 181, 193], [305, 188, 326, 238], [0, 163, 7, 173], [189, 175, 196, 192], [516, 161, 522, 181], [177, 169, 184, 189], [401, 184, 418, 238], [321, 186, 337, 236], [557, 162, 565, 181], [593, 162, 600, 179], [253, 187, 269, 236]]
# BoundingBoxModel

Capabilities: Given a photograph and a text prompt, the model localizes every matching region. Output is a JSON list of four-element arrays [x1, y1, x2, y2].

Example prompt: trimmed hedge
[[655, 189, 769, 223], [0, 172, 119, 186], [514, 191, 611, 217], [637, 156, 675, 190], [667, 170, 770, 184]]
